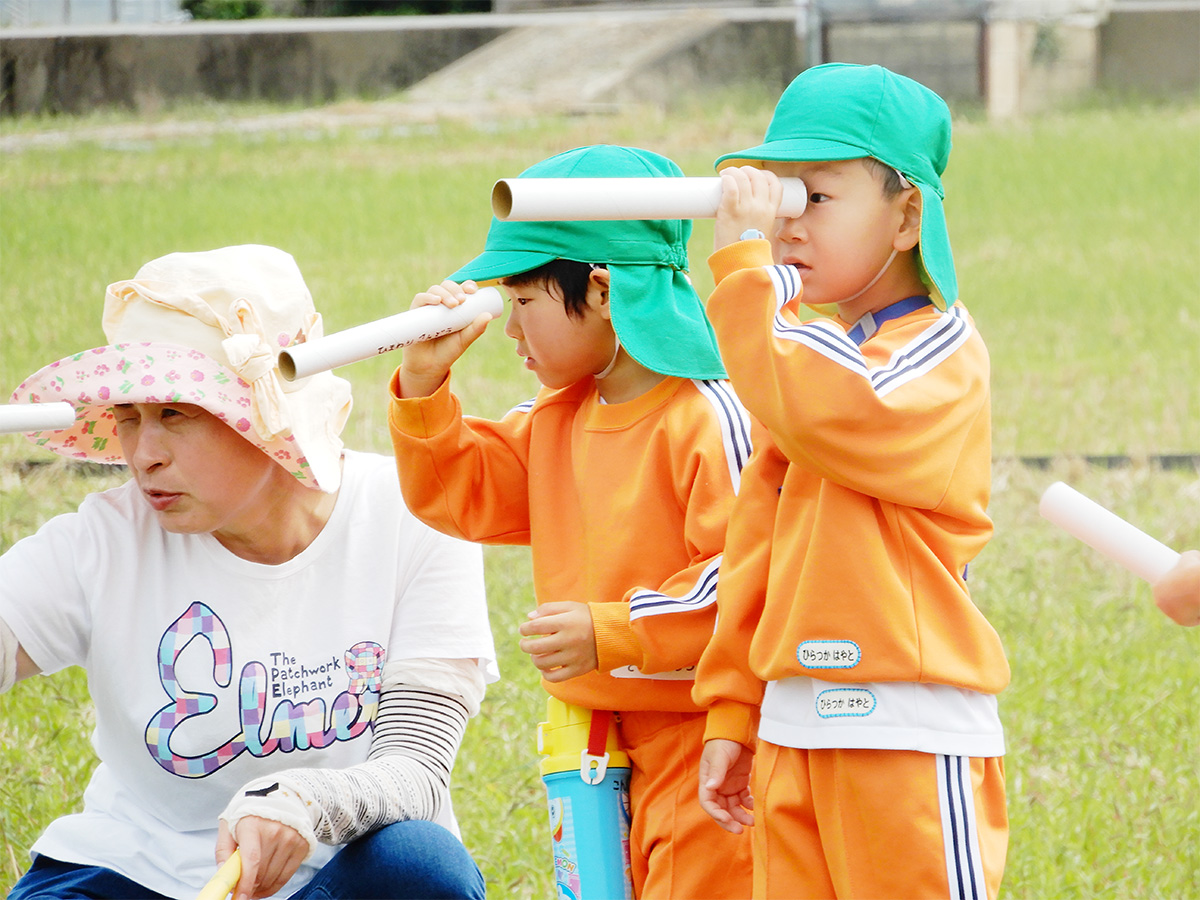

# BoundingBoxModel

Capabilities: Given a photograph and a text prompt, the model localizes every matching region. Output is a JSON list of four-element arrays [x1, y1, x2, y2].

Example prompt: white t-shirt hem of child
[[759, 675, 1006, 757]]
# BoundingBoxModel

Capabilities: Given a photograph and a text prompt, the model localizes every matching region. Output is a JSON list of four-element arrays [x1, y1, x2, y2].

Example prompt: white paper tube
[[0, 401, 76, 435], [279, 287, 504, 382], [1039, 481, 1181, 584], [491, 176, 808, 221]]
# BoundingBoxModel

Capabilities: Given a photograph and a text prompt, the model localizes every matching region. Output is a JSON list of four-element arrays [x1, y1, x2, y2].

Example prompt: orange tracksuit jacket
[[695, 241, 1010, 749], [388, 372, 752, 713]]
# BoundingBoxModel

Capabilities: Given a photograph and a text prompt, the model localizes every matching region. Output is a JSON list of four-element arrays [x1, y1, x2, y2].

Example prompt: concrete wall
[[826, 20, 984, 101], [0, 19, 507, 116], [1, 5, 1196, 119], [608, 19, 802, 105], [1100, 6, 1200, 94], [0, 8, 806, 118]]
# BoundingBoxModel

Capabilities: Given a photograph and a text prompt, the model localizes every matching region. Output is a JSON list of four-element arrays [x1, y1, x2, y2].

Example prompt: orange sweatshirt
[[695, 241, 1009, 753], [389, 372, 752, 713]]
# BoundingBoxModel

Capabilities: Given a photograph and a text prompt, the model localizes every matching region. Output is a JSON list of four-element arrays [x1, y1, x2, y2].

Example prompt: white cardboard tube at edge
[[0, 401, 76, 435], [492, 176, 808, 221], [1039, 481, 1180, 584], [279, 287, 504, 382]]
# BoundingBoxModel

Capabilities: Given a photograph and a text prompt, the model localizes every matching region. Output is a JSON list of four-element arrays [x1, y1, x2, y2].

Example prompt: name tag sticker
[[815, 688, 877, 718], [797, 640, 861, 669]]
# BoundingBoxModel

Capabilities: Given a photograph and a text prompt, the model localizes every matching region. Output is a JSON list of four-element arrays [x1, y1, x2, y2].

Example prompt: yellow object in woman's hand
[[195, 850, 242, 900]]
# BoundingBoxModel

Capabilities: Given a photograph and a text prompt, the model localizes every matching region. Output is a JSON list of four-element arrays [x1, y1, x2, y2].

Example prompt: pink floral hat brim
[[10, 341, 316, 486]]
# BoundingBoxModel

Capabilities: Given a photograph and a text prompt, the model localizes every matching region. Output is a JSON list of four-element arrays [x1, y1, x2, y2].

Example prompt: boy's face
[[763, 159, 916, 315], [500, 274, 616, 390]]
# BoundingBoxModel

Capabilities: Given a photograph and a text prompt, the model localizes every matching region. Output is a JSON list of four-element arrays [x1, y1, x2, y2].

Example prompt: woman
[[0, 245, 497, 899]]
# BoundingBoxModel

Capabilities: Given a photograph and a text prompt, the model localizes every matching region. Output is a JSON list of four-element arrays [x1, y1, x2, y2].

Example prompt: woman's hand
[[216, 817, 309, 900]]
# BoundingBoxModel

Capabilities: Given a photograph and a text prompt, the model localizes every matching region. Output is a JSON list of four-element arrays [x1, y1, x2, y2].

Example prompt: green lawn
[[1, 93, 1198, 897]]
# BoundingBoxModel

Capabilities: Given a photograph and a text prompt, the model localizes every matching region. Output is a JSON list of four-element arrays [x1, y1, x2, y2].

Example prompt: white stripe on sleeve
[[693, 379, 753, 493], [629, 555, 721, 622], [765, 264, 803, 310], [771, 305, 972, 398]]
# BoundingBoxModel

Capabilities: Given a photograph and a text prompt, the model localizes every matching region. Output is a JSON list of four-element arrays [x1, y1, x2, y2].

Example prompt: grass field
[[1, 90, 1198, 898]]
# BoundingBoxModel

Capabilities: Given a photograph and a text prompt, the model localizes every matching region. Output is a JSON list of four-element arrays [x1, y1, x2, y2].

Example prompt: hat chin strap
[[594, 335, 622, 380], [834, 248, 898, 306]]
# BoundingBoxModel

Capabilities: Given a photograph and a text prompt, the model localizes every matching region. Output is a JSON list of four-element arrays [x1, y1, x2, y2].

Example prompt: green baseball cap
[[452, 145, 726, 380], [716, 63, 957, 309]]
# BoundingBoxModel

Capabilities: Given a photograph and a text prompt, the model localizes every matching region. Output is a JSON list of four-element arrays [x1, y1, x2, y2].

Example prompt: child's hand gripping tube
[[538, 697, 633, 900]]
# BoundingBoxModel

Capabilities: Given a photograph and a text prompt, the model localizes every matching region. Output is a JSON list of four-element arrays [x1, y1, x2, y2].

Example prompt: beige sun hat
[[10, 245, 353, 492]]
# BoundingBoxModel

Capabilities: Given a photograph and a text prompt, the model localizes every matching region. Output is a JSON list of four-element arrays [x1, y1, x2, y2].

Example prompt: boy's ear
[[587, 267, 612, 319], [894, 188, 922, 253]]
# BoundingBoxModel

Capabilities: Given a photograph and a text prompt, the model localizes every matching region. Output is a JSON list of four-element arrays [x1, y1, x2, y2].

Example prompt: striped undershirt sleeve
[[221, 683, 471, 851]]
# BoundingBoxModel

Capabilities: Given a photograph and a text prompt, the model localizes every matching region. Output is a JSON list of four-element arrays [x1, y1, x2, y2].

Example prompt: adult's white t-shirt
[[0, 450, 497, 898]]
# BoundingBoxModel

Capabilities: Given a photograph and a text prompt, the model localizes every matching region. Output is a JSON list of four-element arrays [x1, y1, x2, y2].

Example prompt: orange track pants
[[750, 742, 1007, 900], [617, 709, 754, 899]]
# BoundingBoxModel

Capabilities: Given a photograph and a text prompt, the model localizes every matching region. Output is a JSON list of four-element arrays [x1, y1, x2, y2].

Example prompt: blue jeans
[[9, 820, 486, 899]]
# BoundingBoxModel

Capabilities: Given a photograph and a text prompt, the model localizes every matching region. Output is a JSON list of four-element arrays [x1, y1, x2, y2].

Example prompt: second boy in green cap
[[390, 144, 753, 899], [694, 64, 1010, 899]]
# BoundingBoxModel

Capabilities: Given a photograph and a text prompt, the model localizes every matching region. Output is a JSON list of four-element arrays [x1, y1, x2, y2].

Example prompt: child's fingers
[[716, 813, 746, 835], [715, 167, 782, 248], [756, 167, 784, 206], [411, 281, 471, 311], [699, 797, 745, 834], [732, 806, 755, 828], [519, 638, 578, 670], [518, 634, 548, 653], [518, 617, 557, 637], [699, 775, 755, 833], [720, 165, 768, 197], [517, 624, 572, 651], [521, 636, 583, 672], [717, 168, 748, 206], [536, 660, 577, 682], [528, 601, 577, 617], [518, 604, 580, 635], [741, 167, 783, 213], [725, 809, 753, 831], [523, 643, 562, 668]]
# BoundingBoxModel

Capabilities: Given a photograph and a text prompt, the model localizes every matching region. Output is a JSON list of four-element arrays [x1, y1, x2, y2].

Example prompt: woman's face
[[113, 402, 292, 549]]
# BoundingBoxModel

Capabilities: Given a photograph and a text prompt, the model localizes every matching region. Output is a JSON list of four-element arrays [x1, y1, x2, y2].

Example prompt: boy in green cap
[[692, 64, 1010, 898], [389, 144, 753, 898]]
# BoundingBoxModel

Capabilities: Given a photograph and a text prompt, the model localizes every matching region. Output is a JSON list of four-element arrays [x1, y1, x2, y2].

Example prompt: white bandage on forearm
[[218, 779, 319, 859], [1, 618, 19, 695], [285, 684, 470, 844], [221, 667, 474, 848]]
